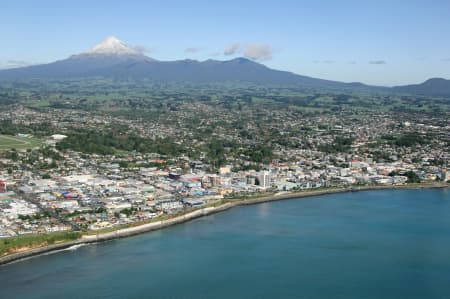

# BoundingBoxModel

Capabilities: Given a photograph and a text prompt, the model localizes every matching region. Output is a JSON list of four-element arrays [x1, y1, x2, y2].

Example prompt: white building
[[51, 134, 68, 141], [257, 171, 271, 189]]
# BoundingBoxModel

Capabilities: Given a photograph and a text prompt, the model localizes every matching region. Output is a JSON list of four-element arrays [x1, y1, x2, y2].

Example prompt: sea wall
[[81, 202, 236, 242], [77, 187, 379, 243]]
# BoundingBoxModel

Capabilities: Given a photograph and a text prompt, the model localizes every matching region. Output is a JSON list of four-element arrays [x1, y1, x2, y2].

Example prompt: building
[[257, 171, 271, 189], [219, 166, 231, 175], [349, 160, 361, 168], [209, 175, 221, 187], [441, 169, 450, 182], [182, 199, 206, 208], [50, 134, 67, 141], [0, 180, 6, 193]]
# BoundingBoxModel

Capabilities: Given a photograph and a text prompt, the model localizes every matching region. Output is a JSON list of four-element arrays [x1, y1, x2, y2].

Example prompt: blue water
[[1, 189, 449, 299]]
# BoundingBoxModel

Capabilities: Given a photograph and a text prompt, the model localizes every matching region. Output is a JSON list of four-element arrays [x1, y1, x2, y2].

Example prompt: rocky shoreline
[[1, 184, 447, 266]]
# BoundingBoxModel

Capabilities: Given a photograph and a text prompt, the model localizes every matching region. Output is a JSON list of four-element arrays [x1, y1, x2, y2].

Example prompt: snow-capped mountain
[[68, 36, 154, 62], [88, 36, 139, 55], [0, 36, 373, 91], [0, 36, 447, 96]]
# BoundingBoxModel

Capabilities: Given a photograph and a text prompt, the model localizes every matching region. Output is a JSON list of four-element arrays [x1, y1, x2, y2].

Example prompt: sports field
[[0, 135, 42, 151]]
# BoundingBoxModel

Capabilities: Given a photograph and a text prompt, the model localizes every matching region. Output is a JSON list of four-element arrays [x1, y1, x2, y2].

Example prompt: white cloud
[[185, 47, 201, 53], [0, 60, 34, 69], [369, 60, 386, 65], [243, 44, 273, 61], [131, 45, 155, 54], [313, 60, 335, 64], [224, 43, 240, 56]]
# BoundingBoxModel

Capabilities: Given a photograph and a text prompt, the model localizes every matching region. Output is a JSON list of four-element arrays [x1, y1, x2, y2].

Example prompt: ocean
[[1, 188, 449, 299]]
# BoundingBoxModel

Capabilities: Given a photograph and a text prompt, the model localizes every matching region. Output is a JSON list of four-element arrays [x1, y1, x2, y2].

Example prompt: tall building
[[0, 180, 6, 193], [209, 175, 221, 187], [442, 169, 450, 182], [257, 171, 271, 189]]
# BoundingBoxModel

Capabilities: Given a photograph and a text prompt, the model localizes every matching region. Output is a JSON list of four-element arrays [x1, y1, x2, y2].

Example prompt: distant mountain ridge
[[392, 78, 450, 97], [0, 36, 372, 90], [0, 36, 449, 97]]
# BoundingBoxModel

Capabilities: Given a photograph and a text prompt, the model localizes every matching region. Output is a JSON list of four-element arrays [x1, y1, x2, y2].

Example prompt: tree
[[404, 171, 421, 183]]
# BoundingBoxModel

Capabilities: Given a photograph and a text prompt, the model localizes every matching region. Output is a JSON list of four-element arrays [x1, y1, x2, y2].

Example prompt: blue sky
[[1, 0, 449, 86]]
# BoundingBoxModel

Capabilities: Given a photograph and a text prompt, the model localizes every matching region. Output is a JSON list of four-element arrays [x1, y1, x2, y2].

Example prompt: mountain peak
[[424, 77, 447, 83], [88, 36, 138, 55]]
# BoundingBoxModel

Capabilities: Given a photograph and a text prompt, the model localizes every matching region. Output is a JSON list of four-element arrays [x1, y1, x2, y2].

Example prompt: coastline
[[1, 183, 447, 266]]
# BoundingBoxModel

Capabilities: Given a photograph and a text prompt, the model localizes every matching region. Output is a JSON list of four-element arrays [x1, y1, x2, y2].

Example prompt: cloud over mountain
[[0, 60, 34, 69], [224, 43, 240, 56], [131, 45, 155, 54], [243, 44, 273, 61]]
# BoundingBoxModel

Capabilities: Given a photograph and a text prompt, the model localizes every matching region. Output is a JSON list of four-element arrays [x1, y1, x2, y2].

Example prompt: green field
[[0, 135, 42, 151], [0, 232, 81, 256]]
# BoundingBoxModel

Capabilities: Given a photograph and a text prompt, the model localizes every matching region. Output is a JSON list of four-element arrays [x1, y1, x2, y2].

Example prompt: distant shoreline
[[1, 183, 447, 266]]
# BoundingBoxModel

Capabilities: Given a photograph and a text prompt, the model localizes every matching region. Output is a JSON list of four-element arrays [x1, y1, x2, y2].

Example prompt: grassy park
[[0, 134, 42, 151]]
